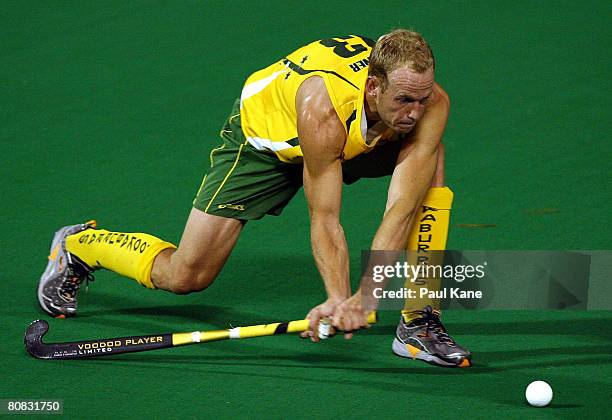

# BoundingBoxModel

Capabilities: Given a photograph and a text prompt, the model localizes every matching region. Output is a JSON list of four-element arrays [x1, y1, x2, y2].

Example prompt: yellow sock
[[65, 228, 176, 289], [402, 187, 453, 321]]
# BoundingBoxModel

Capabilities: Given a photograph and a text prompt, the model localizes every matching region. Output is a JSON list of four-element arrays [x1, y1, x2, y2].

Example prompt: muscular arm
[[343, 84, 450, 320], [297, 76, 351, 301], [372, 83, 450, 250]]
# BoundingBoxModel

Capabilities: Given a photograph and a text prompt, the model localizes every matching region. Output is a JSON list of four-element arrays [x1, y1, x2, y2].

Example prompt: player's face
[[372, 67, 434, 133]]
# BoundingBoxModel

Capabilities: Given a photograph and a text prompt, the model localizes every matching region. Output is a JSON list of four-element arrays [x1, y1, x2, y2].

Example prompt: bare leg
[[151, 208, 243, 294]]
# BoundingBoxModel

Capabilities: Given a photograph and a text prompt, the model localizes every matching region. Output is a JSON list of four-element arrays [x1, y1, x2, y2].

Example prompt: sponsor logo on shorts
[[218, 203, 246, 211]]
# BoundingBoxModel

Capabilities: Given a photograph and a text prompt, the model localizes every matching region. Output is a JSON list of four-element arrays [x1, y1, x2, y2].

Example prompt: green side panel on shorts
[[193, 100, 303, 220]]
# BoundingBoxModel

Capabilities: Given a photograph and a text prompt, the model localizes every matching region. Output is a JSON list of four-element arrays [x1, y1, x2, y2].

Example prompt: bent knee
[[168, 267, 218, 295]]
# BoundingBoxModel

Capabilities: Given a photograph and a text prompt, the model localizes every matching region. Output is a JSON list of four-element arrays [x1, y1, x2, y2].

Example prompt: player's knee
[[168, 264, 218, 295]]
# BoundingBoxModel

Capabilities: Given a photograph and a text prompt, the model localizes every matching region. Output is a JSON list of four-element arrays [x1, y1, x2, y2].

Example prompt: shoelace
[[59, 270, 95, 300], [410, 308, 456, 346]]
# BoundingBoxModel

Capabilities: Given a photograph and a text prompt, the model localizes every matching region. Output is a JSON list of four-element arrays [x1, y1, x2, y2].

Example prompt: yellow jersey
[[240, 35, 381, 164]]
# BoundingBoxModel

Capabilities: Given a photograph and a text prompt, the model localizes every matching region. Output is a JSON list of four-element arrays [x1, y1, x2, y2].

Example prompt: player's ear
[[366, 76, 380, 96]]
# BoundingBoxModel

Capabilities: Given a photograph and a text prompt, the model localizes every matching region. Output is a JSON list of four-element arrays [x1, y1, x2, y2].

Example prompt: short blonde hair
[[368, 29, 435, 89]]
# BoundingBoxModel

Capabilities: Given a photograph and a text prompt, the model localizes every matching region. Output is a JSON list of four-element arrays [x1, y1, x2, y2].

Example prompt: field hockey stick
[[24, 312, 377, 360]]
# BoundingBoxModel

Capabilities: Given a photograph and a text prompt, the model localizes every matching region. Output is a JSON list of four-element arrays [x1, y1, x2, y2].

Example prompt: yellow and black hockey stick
[[24, 312, 377, 360]]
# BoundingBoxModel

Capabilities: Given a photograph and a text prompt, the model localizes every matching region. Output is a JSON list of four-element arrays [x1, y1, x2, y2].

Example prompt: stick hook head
[[24, 319, 50, 358]]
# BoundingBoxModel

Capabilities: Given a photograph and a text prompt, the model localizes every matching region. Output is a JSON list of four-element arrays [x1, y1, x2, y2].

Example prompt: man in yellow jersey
[[38, 29, 470, 367]]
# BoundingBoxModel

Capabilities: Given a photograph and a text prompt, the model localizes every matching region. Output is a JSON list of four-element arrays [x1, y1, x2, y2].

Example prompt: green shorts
[[193, 99, 402, 220]]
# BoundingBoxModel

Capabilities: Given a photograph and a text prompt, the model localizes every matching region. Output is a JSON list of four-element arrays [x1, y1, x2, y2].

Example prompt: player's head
[[368, 29, 435, 86], [366, 29, 435, 133]]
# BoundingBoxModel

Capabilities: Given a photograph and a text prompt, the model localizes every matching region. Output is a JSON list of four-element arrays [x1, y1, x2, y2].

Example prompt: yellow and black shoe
[[392, 306, 471, 367], [37, 221, 96, 318]]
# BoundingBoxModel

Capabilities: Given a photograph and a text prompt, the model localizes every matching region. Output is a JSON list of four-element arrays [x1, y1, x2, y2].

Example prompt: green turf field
[[1, 1, 611, 418]]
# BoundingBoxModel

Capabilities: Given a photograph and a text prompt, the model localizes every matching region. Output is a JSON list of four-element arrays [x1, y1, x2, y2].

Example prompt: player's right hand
[[301, 297, 345, 342]]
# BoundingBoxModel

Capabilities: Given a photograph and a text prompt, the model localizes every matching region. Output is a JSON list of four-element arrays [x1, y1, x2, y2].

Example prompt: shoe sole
[[392, 338, 471, 368]]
